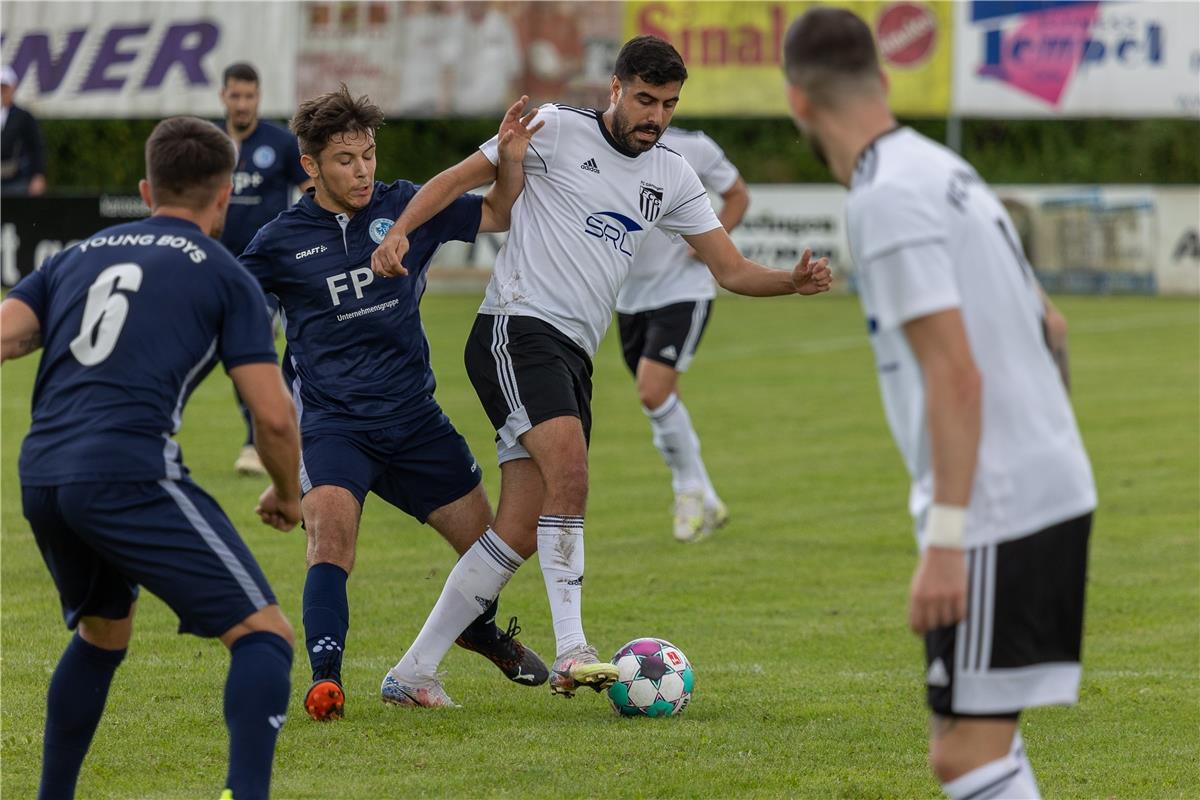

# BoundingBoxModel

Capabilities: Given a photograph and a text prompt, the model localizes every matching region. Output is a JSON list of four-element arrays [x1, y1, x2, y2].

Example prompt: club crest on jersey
[[369, 218, 394, 244], [252, 145, 276, 169], [639, 181, 663, 222]]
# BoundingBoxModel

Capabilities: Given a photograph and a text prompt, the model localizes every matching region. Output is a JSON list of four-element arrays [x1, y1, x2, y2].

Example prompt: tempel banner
[[623, 1, 952, 116], [953, 0, 1200, 118]]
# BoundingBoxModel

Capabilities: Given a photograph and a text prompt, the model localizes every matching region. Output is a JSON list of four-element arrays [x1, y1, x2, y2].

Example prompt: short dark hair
[[289, 84, 385, 158], [222, 62, 259, 87], [145, 116, 236, 209], [614, 35, 687, 86], [783, 7, 881, 105]]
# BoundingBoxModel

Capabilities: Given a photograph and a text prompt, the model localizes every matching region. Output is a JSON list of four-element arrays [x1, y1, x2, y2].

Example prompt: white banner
[[433, 183, 1199, 296], [1, 2, 297, 118], [953, 0, 1200, 118]]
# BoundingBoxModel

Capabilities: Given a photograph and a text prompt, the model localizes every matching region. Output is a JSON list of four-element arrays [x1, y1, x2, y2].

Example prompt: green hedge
[[40, 117, 1200, 193]]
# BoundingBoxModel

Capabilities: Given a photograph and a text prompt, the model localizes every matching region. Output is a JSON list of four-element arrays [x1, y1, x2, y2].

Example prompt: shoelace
[[497, 616, 522, 645]]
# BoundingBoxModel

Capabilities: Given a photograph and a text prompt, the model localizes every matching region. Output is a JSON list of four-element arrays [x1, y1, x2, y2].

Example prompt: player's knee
[[928, 735, 973, 783], [77, 615, 134, 651], [224, 605, 295, 650], [637, 381, 673, 411]]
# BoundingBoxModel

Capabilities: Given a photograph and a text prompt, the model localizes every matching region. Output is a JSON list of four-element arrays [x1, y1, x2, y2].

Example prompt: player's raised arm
[[371, 96, 542, 277], [685, 227, 832, 297], [0, 296, 42, 363], [229, 362, 302, 531], [480, 99, 544, 233]]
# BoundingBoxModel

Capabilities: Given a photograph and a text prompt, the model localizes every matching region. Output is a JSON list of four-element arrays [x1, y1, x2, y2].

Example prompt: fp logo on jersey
[[639, 182, 663, 223], [369, 218, 394, 244]]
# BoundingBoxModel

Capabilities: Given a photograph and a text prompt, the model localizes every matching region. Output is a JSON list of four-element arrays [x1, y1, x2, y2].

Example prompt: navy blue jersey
[[10, 215, 278, 485], [220, 120, 308, 256], [240, 180, 482, 436]]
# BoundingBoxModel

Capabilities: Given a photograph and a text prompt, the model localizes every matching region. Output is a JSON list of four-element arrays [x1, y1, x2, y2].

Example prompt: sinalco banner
[[0, 1, 297, 118], [953, 0, 1200, 118], [623, 1, 952, 116]]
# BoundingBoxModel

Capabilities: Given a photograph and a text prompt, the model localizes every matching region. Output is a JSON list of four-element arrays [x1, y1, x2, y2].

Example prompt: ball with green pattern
[[607, 637, 694, 717]]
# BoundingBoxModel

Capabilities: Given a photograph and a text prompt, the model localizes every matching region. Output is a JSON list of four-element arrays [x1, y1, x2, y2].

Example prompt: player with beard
[[370, 35, 832, 703], [783, 9, 1092, 799], [240, 86, 549, 716], [218, 62, 312, 477]]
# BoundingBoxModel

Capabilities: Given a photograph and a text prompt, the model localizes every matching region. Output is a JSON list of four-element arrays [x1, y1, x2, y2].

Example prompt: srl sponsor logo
[[295, 244, 328, 260], [369, 217, 394, 244], [583, 211, 643, 257]]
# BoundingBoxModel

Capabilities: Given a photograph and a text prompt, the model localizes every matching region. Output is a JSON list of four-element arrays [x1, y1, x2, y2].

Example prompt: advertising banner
[[953, 0, 1200, 118], [624, 1, 952, 116], [433, 183, 1198, 296], [0, 1, 297, 118], [294, 1, 624, 117]]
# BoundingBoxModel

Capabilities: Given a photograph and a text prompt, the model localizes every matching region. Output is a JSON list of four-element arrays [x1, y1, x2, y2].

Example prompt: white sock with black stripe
[[537, 515, 587, 657], [645, 394, 718, 501], [390, 528, 522, 682], [941, 749, 1039, 800], [1010, 731, 1040, 798]]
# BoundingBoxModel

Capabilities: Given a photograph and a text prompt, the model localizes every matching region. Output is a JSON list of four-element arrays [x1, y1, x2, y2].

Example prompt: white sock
[[391, 528, 522, 681], [537, 514, 586, 657], [942, 751, 1039, 800], [645, 394, 719, 504], [1011, 731, 1040, 798]]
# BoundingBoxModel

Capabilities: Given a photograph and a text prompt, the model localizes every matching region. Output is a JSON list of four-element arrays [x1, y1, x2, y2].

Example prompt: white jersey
[[478, 104, 723, 356], [616, 127, 740, 314], [846, 127, 1096, 548]]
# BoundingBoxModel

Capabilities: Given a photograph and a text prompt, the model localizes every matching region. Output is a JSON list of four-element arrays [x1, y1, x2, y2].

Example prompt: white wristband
[[924, 504, 966, 549]]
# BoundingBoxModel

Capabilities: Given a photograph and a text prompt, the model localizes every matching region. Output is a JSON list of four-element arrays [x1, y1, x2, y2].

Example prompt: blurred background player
[[615, 126, 749, 542], [0, 116, 302, 800], [783, 9, 1095, 800], [240, 86, 546, 716], [371, 35, 831, 702], [1, 65, 47, 197], [219, 62, 312, 476]]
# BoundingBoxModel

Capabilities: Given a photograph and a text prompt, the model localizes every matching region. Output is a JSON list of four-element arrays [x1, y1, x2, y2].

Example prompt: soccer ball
[[607, 637, 694, 717]]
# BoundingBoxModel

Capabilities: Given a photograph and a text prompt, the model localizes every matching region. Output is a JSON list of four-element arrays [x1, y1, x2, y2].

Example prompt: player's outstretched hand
[[497, 95, 545, 164], [791, 248, 832, 295], [256, 484, 302, 532], [371, 227, 410, 279], [908, 547, 968, 634]]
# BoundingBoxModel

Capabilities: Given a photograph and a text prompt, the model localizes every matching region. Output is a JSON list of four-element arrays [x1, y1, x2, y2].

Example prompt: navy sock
[[461, 597, 500, 641], [224, 632, 292, 800], [235, 388, 255, 446], [39, 634, 126, 800], [302, 563, 349, 680]]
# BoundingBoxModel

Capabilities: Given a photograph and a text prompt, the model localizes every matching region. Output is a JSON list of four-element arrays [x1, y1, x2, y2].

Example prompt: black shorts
[[464, 313, 594, 464], [617, 300, 713, 375], [925, 513, 1093, 717], [23, 479, 276, 638]]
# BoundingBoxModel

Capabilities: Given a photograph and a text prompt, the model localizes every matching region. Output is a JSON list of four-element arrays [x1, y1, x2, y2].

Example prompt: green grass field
[[2, 293, 1197, 798]]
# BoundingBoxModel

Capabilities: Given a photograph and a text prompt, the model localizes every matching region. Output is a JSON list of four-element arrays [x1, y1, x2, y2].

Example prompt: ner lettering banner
[[624, 1, 952, 116], [0, 2, 297, 118]]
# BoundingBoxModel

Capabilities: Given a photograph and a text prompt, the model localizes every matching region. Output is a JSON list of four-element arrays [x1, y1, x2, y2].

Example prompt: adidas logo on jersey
[[927, 657, 949, 687], [580, 158, 600, 173], [659, 345, 678, 360]]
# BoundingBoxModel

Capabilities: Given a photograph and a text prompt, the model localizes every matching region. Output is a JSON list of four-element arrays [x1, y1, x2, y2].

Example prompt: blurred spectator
[[1, 66, 47, 197], [452, 2, 522, 116]]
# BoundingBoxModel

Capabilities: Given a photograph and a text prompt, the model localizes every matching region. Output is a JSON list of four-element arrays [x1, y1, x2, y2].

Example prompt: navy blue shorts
[[299, 409, 482, 523], [22, 479, 276, 638]]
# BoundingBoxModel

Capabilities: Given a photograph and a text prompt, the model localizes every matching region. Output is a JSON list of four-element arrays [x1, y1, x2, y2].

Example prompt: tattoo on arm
[[14, 331, 42, 357]]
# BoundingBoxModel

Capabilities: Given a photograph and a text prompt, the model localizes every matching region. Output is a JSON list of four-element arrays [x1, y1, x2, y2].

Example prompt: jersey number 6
[[70, 262, 144, 366]]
